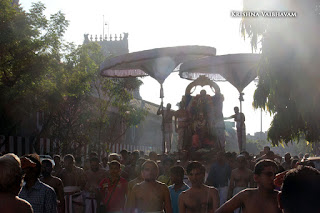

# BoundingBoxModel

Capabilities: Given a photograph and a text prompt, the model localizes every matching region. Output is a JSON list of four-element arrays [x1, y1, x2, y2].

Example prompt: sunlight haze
[[20, 0, 273, 135]]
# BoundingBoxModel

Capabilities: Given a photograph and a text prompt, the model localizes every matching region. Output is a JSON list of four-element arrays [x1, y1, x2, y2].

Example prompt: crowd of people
[[0, 146, 320, 213]]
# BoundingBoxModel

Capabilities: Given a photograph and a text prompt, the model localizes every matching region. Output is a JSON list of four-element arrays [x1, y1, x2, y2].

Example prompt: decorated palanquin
[[179, 76, 225, 152]]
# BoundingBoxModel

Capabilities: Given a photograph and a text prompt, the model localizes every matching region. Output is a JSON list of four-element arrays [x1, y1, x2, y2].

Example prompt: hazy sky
[[20, 0, 273, 134]]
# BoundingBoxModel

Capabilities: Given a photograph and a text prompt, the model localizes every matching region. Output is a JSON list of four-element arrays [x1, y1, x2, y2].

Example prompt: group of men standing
[[157, 99, 246, 154], [1, 148, 320, 213]]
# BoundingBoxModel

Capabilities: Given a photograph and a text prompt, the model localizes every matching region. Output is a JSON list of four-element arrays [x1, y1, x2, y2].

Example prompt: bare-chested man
[[128, 158, 146, 195], [52, 155, 63, 177], [227, 155, 254, 213], [175, 101, 191, 151], [179, 161, 219, 213], [127, 160, 172, 213], [0, 154, 33, 213], [157, 103, 175, 153], [84, 157, 108, 213], [227, 155, 254, 199], [41, 159, 65, 213], [216, 159, 281, 213], [59, 154, 86, 213]]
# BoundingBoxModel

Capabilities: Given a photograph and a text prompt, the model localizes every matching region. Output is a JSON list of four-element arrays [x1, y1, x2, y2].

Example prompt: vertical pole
[[160, 83, 165, 154], [260, 108, 263, 141], [103, 15, 105, 40]]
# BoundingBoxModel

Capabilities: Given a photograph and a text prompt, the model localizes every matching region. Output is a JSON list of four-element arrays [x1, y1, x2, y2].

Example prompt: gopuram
[[175, 75, 226, 154]]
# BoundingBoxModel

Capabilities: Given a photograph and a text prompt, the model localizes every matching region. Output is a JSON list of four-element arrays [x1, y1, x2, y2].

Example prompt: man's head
[[64, 154, 75, 171], [53, 155, 61, 166], [291, 159, 299, 169], [120, 149, 129, 164], [0, 154, 23, 195], [200, 90, 206, 96], [234, 106, 239, 113], [240, 151, 249, 159], [186, 161, 205, 186], [216, 151, 225, 164], [89, 152, 98, 159], [109, 160, 121, 179], [163, 157, 175, 173], [90, 157, 100, 172], [41, 159, 53, 178], [170, 166, 185, 185], [166, 103, 171, 110], [237, 155, 247, 169], [254, 159, 278, 190], [23, 154, 41, 181], [284, 153, 291, 163], [141, 160, 159, 182], [108, 153, 121, 163], [131, 150, 140, 164], [266, 151, 275, 160], [279, 166, 320, 213], [263, 146, 271, 154], [149, 151, 158, 162], [135, 158, 147, 177]]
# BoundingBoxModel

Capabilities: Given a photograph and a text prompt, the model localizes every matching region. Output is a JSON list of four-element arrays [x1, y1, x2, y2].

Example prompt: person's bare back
[[0, 193, 33, 213], [179, 185, 219, 213]]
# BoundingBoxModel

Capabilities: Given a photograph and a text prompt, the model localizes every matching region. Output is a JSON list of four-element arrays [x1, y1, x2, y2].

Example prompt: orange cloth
[[20, 157, 36, 169], [274, 171, 287, 188]]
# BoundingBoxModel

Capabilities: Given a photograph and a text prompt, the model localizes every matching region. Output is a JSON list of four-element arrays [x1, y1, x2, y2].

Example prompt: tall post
[[239, 92, 244, 112], [160, 83, 165, 154], [260, 108, 263, 133], [102, 15, 105, 39]]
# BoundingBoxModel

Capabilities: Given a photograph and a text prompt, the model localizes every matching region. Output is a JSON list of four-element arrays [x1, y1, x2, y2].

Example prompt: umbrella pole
[[160, 83, 165, 154], [239, 92, 244, 113]]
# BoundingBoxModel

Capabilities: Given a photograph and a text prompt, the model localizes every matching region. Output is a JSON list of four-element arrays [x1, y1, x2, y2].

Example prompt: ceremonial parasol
[[100, 45, 217, 153], [179, 53, 261, 112]]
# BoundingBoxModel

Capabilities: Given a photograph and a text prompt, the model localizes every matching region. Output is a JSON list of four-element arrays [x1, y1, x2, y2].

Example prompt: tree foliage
[[241, 0, 320, 145], [0, 1, 146, 155]]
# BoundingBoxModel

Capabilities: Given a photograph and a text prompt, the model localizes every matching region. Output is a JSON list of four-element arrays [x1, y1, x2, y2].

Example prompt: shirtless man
[[41, 159, 65, 213], [84, 157, 108, 213], [179, 161, 219, 213], [127, 160, 172, 213], [227, 155, 254, 200], [0, 153, 33, 213], [128, 158, 146, 195], [157, 103, 175, 153], [224, 107, 246, 152], [52, 155, 63, 177], [59, 154, 86, 213], [227, 155, 254, 213], [175, 101, 191, 151], [216, 159, 281, 213]]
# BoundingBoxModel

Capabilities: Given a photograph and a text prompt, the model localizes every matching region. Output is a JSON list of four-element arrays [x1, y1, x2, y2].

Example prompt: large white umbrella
[[100, 45, 217, 153]]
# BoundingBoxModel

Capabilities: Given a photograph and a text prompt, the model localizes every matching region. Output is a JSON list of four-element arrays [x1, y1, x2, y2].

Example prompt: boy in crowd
[[169, 166, 189, 213]]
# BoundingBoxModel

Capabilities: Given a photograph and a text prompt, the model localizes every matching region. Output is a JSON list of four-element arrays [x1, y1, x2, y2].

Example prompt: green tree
[[0, 1, 69, 151], [47, 42, 146, 155], [0, 1, 146, 156], [241, 1, 320, 145]]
